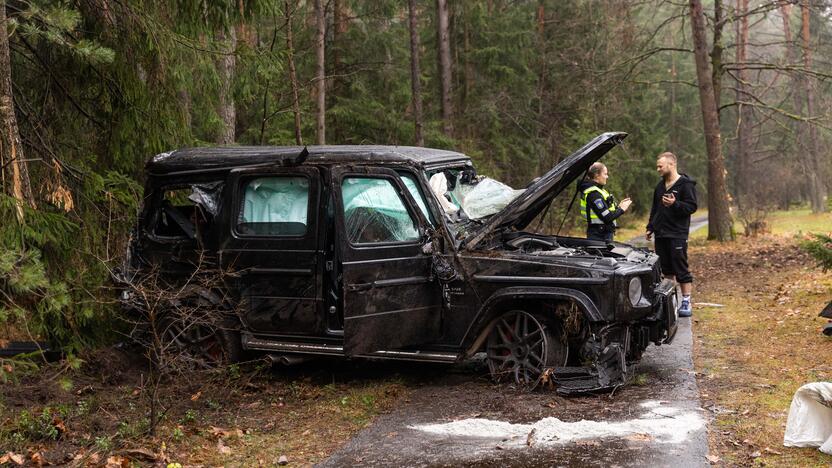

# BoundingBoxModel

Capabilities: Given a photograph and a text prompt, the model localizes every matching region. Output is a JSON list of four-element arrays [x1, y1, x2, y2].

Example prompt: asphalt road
[[628, 214, 709, 248], [319, 317, 709, 467]]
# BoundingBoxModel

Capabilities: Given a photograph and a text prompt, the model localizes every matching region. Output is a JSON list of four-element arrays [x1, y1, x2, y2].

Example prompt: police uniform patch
[[594, 199, 605, 209]]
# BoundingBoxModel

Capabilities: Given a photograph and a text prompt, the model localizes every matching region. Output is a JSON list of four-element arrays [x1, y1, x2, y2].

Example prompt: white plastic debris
[[428, 173, 459, 215], [783, 382, 832, 454]]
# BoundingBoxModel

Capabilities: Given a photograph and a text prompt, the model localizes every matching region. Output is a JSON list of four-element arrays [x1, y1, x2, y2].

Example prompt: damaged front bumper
[[550, 279, 678, 395]]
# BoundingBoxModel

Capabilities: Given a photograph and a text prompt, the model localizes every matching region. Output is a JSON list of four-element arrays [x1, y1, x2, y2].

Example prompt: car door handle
[[346, 282, 373, 292]]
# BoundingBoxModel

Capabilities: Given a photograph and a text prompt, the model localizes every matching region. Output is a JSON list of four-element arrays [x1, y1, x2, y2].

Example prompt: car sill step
[[243, 337, 460, 363]]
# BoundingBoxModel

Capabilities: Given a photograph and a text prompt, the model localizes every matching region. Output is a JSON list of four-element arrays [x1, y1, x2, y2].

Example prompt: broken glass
[[342, 177, 419, 244], [188, 181, 224, 217], [452, 177, 524, 220]]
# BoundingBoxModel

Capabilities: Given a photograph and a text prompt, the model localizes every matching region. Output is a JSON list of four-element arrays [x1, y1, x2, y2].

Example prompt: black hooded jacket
[[647, 174, 698, 239]]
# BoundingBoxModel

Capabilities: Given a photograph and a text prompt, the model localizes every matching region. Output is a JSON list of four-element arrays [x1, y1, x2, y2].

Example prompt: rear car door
[[332, 166, 443, 355], [221, 166, 323, 336]]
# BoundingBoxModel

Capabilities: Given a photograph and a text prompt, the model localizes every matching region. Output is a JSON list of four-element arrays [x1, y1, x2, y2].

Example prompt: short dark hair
[[658, 152, 677, 164], [587, 162, 606, 179]]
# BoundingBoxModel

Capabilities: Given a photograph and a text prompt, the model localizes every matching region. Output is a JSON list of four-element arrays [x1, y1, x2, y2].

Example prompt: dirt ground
[[691, 235, 832, 467], [2, 234, 832, 467], [1, 350, 414, 466]]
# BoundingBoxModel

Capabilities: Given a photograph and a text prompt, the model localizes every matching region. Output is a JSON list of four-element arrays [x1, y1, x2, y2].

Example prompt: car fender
[[461, 286, 603, 356]]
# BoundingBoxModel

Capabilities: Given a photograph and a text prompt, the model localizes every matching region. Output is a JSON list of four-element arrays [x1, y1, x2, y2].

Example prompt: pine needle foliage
[[801, 233, 832, 272]]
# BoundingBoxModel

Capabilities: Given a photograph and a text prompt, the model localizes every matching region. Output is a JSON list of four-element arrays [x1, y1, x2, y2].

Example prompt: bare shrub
[[114, 251, 243, 434]]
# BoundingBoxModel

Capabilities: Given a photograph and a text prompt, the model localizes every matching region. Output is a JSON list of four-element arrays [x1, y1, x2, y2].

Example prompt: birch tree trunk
[[408, 0, 424, 146], [314, 0, 326, 145], [436, 0, 453, 137], [0, 0, 36, 220], [216, 26, 237, 144], [689, 0, 734, 241], [735, 0, 750, 205], [801, 0, 827, 212], [285, 0, 303, 145]]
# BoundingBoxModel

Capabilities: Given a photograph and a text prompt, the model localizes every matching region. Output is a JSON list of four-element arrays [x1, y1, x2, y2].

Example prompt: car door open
[[332, 166, 443, 356]]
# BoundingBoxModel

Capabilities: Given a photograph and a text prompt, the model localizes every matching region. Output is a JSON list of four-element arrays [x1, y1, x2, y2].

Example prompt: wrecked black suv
[[121, 132, 678, 394]]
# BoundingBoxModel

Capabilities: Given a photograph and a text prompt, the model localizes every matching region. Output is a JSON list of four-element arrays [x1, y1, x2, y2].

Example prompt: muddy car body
[[122, 132, 677, 394]]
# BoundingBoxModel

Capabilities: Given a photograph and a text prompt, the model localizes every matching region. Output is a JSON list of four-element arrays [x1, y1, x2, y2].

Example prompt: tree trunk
[[801, 0, 827, 212], [408, 0, 424, 146], [314, 0, 326, 145], [436, 0, 453, 137], [285, 0, 303, 145], [689, 0, 734, 241], [0, 0, 36, 220], [668, 26, 679, 151], [215, 26, 237, 144], [735, 0, 750, 205], [709, 0, 724, 117]]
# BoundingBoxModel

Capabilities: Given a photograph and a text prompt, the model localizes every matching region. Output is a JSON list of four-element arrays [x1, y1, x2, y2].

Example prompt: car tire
[[152, 288, 242, 370], [486, 310, 568, 385]]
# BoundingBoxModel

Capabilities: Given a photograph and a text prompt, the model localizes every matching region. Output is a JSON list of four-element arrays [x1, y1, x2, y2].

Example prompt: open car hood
[[462, 132, 628, 250]]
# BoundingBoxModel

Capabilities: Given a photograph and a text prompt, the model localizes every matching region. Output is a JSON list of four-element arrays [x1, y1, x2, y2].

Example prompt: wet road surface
[[319, 317, 709, 467]]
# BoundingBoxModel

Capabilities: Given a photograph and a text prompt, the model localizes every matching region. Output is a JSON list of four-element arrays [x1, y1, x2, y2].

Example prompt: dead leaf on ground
[[106, 455, 130, 468], [750, 450, 762, 458], [190, 390, 202, 401], [763, 447, 783, 455], [0, 452, 25, 465], [706, 454, 720, 464], [29, 451, 45, 467], [116, 448, 158, 462], [53, 416, 68, 435], [210, 426, 244, 438], [624, 433, 653, 442], [217, 439, 232, 455]]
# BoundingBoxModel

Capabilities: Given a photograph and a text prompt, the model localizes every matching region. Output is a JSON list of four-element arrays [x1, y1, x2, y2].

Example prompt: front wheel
[[486, 310, 568, 385]]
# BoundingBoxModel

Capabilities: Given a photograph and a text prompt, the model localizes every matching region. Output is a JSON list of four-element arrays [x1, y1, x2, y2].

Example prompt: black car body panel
[[122, 135, 677, 394]]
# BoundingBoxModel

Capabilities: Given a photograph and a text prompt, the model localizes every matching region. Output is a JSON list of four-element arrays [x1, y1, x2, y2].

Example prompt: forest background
[[0, 0, 831, 354]]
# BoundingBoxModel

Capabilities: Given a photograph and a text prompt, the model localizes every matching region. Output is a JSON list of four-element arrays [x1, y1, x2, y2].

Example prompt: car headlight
[[628, 277, 643, 306]]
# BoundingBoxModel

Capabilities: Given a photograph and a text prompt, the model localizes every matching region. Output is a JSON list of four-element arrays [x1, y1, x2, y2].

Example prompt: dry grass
[[691, 208, 832, 240], [692, 235, 832, 466], [0, 353, 406, 466]]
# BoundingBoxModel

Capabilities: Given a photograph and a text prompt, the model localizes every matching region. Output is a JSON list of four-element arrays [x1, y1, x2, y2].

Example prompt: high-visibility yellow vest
[[580, 185, 617, 226]]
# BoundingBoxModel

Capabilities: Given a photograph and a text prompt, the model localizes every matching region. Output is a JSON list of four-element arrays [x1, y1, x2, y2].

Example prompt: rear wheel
[[153, 289, 241, 370], [486, 310, 568, 385]]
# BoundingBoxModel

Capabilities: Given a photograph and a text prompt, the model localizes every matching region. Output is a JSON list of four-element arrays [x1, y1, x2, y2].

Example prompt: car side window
[[398, 172, 435, 226], [342, 177, 419, 244], [237, 176, 309, 236], [153, 187, 197, 238]]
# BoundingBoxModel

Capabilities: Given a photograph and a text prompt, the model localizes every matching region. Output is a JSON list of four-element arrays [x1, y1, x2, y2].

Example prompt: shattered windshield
[[426, 168, 523, 223]]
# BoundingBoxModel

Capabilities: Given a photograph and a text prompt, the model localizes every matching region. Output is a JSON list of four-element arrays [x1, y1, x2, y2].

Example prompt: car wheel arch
[[462, 286, 602, 357]]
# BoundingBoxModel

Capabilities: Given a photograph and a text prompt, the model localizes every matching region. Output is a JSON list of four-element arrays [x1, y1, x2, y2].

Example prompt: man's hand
[[619, 198, 633, 212], [646, 230, 653, 241], [661, 192, 676, 207]]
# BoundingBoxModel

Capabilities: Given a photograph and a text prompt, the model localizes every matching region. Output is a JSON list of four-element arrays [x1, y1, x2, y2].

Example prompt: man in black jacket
[[646, 152, 697, 317]]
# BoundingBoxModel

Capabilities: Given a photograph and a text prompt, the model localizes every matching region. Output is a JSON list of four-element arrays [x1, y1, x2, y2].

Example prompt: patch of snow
[[410, 400, 704, 448]]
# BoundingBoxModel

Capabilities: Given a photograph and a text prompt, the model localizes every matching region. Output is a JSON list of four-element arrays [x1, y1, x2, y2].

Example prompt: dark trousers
[[654, 237, 693, 283], [587, 224, 614, 242]]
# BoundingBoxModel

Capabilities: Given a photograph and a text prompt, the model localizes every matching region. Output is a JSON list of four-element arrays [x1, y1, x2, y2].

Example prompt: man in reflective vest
[[578, 162, 632, 242]]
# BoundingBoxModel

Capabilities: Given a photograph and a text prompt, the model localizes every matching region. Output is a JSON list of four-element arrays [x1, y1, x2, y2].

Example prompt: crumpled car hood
[[462, 132, 628, 250]]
